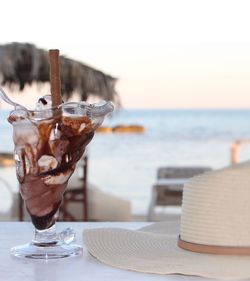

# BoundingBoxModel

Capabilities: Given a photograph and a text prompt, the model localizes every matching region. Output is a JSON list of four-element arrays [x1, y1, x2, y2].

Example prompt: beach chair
[[147, 166, 211, 221], [63, 155, 132, 222]]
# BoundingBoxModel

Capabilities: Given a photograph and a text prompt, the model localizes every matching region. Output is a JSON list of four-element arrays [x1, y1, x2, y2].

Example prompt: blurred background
[[0, 0, 250, 222]]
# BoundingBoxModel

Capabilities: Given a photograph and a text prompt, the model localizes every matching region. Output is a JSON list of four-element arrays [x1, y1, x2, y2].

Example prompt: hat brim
[[84, 221, 250, 280]]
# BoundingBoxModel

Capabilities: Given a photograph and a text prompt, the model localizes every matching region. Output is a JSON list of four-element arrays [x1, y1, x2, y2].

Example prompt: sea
[[1, 109, 250, 214]]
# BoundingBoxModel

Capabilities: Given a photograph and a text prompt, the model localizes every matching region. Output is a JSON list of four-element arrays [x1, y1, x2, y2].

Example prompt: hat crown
[[180, 161, 250, 248]]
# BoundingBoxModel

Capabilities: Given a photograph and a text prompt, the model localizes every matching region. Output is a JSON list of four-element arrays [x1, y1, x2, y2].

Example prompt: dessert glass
[[8, 97, 113, 259]]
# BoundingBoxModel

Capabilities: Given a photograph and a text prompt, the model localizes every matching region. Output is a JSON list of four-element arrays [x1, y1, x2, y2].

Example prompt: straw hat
[[84, 161, 250, 280]]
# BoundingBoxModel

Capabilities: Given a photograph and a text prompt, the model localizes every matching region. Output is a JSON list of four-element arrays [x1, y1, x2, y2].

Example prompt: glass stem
[[33, 224, 58, 246]]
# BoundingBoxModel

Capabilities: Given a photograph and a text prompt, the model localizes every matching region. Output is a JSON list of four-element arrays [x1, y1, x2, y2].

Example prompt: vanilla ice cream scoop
[[38, 155, 58, 173]]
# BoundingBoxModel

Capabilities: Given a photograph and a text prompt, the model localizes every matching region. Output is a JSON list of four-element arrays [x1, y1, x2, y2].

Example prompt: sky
[[0, 0, 250, 109]]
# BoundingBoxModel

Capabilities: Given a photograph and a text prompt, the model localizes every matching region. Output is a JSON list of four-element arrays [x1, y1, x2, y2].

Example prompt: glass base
[[11, 241, 82, 259]]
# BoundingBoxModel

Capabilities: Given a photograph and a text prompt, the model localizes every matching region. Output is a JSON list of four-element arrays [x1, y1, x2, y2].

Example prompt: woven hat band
[[178, 236, 250, 255]]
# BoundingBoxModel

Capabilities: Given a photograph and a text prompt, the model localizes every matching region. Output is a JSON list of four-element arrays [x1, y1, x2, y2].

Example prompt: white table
[[0, 222, 199, 281]]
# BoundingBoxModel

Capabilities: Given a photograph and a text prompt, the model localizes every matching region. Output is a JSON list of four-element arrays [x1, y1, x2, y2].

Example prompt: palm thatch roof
[[0, 42, 119, 103]]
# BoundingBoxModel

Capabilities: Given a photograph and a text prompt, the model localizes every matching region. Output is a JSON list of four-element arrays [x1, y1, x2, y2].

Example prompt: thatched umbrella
[[0, 42, 119, 103]]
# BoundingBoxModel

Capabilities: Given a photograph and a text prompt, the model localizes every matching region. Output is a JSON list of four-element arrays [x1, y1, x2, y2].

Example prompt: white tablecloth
[[0, 222, 200, 281]]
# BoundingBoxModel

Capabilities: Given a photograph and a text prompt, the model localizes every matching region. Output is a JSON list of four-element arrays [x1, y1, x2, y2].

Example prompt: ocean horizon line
[[115, 107, 250, 111], [1, 107, 250, 113]]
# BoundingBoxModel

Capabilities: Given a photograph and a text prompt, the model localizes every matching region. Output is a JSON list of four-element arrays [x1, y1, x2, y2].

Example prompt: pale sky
[[0, 0, 250, 109]]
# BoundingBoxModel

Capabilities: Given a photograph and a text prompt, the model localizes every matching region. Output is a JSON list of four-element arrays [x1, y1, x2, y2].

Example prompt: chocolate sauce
[[30, 201, 61, 230], [13, 114, 94, 230], [38, 97, 48, 105]]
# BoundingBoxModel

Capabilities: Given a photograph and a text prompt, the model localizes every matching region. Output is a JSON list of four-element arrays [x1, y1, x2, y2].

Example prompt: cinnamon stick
[[49, 49, 62, 107]]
